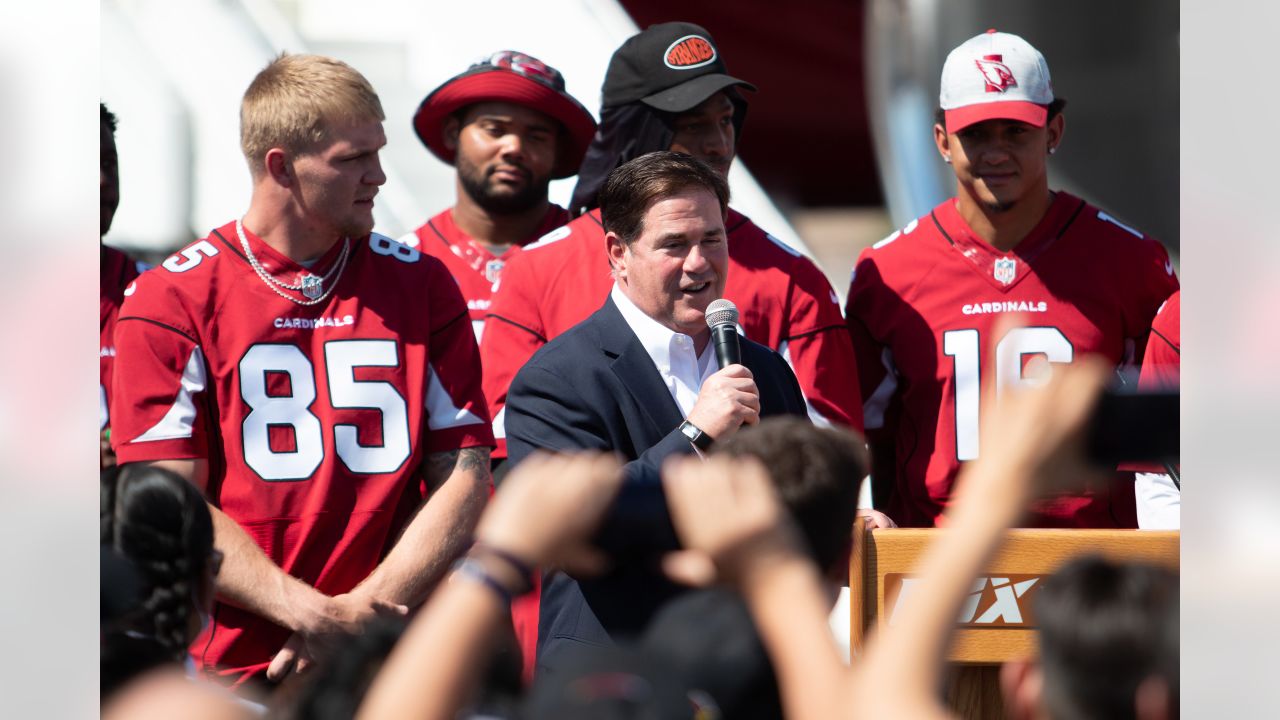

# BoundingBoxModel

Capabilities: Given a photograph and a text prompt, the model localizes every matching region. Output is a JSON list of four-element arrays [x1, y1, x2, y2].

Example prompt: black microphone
[[705, 298, 741, 369]]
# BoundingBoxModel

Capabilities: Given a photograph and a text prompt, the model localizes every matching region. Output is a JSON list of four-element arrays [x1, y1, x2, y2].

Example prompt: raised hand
[[475, 451, 624, 573], [662, 455, 804, 587]]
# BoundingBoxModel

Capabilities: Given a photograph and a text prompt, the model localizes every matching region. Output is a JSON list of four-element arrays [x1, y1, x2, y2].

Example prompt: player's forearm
[[207, 504, 327, 632], [356, 573, 505, 720], [354, 447, 490, 606], [146, 459, 329, 631], [739, 548, 851, 720]]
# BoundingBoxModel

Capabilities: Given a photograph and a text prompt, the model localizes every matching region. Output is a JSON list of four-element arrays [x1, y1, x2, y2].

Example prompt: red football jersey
[[846, 192, 1179, 528], [1122, 290, 1180, 476], [483, 208, 862, 458], [402, 205, 571, 343], [1138, 290, 1180, 390], [101, 245, 142, 430], [111, 221, 493, 682]]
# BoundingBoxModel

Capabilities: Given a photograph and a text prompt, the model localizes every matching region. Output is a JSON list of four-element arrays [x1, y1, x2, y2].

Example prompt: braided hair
[[101, 464, 214, 663]]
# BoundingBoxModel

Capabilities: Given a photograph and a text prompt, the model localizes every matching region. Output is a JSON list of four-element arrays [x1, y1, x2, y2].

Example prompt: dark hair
[[100, 544, 169, 701], [277, 615, 524, 719], [101, 102, 118, 134], [934, 97, 1068, 131], [715, 418, 866, 573], [1035, 556, 1179, 720], [102, 464, 215, 663], [598, 150, 729, 245], [101, 632, 171, 701]]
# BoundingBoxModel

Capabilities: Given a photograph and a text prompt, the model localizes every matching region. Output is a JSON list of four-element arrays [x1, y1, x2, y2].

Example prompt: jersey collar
[[931, 191, 1085, 292], [233, 222, 352, 286]]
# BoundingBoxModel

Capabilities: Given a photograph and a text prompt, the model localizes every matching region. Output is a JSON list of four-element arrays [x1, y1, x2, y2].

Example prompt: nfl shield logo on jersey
[[484, 259, 505, 284], [993, 257, 1017, 285], [300, 274, 324, 300]]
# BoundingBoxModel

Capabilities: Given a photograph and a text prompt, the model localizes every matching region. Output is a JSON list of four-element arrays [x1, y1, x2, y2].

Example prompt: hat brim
[[413, 69, 598, 179], [945, 101, 1048, 133], [638, 73, 757, 113]]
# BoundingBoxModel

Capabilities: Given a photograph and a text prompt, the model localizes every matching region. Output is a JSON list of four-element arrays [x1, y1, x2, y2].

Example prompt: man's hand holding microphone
[[685, 299, 759, 443]]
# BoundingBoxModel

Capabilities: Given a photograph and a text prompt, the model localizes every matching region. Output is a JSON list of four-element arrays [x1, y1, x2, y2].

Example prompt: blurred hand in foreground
[[662, 455, 806, 588], [476, 451, 624, 574], [961, 353, 1113, 520]]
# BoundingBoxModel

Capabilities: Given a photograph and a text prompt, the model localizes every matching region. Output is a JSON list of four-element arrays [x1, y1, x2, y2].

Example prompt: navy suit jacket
[[504, 296, 809, 672]]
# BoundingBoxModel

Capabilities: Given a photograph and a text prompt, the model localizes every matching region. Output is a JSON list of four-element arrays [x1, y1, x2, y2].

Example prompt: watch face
[[681, 421, 710, 449]]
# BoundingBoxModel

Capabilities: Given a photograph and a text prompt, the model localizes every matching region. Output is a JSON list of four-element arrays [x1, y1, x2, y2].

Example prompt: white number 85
[[238, 340, 411, 480]]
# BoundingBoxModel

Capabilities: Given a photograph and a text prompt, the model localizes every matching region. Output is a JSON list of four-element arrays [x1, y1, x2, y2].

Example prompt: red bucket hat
[[413, 50, 598, 179]]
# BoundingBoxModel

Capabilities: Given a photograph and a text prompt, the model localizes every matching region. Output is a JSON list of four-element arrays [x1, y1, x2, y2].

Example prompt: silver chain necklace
[[237, 219, 351, 306]]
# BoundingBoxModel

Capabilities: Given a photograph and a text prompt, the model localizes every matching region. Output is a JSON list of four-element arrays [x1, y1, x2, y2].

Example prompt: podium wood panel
[[849, 526, 1179, 664]]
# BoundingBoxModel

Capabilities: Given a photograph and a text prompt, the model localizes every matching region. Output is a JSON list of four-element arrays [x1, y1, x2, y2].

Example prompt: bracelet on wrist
[[451, 557, 518, 605], [468, 542, 535, 595]]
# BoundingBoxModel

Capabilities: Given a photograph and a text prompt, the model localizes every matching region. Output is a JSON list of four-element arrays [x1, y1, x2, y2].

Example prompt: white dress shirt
[[611, 284, 715, 418], [1135, 472, 1180, 529]]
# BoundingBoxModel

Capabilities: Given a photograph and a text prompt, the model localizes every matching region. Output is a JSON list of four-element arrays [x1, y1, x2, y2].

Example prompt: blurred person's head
[[101, 102, 119, 237], [240, 54, 387, 240], [570, 22, 753, 214], [602, 151, 729, 343], [716, 417, 866, 581], [101, 633, 173, 702], [1001, 555, 1179, 720], [276, 613, 523, 719], [641, 588, 782, 719], [528, 629, 762, 719], [101, 545, 171, 701], [102, 464, 219, 663], [525, 644, 699, 720], [412, 50, 596, 215]]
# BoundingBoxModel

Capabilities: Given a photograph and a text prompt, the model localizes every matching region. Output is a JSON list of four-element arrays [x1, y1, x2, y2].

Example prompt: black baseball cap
[[602, 22, 757, 112]]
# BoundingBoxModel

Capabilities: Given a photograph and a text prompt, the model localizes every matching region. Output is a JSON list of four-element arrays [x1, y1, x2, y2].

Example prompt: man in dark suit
[[504, 151, 809, 673]]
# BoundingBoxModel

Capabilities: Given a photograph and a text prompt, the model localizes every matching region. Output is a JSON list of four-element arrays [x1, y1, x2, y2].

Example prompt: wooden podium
[[848, 521, 1179, 718]]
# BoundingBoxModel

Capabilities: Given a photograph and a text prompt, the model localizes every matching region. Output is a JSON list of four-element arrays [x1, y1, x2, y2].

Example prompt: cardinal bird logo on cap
[[975, 55, 1018, 93], [486, 50, 563, 89]]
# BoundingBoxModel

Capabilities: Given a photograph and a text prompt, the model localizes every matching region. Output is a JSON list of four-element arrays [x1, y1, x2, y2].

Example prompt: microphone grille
[[705, 298, 739, 329]]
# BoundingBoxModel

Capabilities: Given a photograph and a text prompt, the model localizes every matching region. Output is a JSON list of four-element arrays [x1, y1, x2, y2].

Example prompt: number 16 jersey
[[845, 192, 1178, 528], [111, 221, 493, 679]]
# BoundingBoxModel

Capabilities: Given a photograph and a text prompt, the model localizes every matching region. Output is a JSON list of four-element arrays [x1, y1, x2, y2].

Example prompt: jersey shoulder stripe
[[524, 224, 573, 252], [872, 217, 923, 250], [763, 233, 802, 258], [1095, 209, 1145, 239]]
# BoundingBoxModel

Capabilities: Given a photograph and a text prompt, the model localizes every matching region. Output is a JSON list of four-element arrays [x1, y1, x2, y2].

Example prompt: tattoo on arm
[[423, 447, 490, 493]]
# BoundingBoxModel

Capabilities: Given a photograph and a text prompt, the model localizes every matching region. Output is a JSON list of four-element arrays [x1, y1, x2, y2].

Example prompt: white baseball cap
[[939, 29, 1054, 132]]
